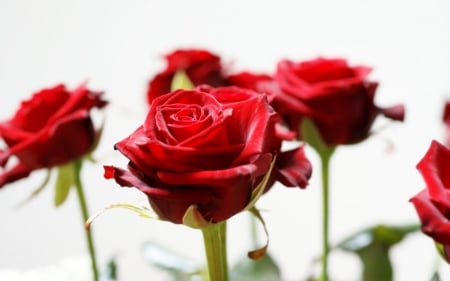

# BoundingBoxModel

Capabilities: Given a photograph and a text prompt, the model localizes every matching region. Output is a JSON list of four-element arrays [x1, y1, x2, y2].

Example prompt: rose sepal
[[86, 203, 160, 230], [435, 242, 450, 264], [244, 156, 276, 211], [182, 204, 211, 229], [54, 162, 77, 207], [171, 70, 195, 91], [299, 117, 335, 157]]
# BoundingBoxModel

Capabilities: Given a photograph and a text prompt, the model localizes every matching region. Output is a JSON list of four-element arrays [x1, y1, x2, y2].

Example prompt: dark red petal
[[274, 146, 312, 188], [411, 189, 450, 244], [103, 165, 211, 202], [0, 162, 32, 188]]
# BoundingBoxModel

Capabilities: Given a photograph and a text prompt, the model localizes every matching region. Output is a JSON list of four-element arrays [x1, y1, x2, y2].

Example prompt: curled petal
[[411, 189, 450, 244], [0, 162, 32, 188], [274, 146, 312, 188], [416, 140, 450, 206], [104, 165, 211, 202]]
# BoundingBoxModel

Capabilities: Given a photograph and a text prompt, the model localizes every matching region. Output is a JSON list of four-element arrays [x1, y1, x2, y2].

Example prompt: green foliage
[[142, 241, 204, 281], [338, 224, 420, 281], [230, 253, 282, 281], [100, 259, 118, 281]]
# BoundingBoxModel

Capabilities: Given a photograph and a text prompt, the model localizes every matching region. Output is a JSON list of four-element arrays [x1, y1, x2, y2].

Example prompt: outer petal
[[411, 189, 450, 244], [225, 72, 273, 91], [273, 146, 312, 188], [416, 140, 450, 208], [8, 84, 68, 132], [3, 110, 95, 168], [104, 155, 272, 224], [104, 165, 211, 201], [0, 162, 32, 188], [49, 83, 107, 123]]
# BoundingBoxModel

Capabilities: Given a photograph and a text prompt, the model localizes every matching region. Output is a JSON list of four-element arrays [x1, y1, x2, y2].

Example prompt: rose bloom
[[105, 86, 311, 225], [410, 140, 450, 262], [146, 49, 226, 103], [226, 72, 273, 93], [0, 83, 107, 188], [272, 57, 405, 146]]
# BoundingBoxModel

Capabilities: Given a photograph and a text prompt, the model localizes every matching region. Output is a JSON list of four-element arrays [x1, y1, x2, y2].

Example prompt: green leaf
[[358, 243, 393, 281], [299, 118, 335, 157], [54, 163, 76, 207], [230, 253, 282, 281], [338, 223, 420, 281], [142, 241, 203, 281], [171, 70, 195, 91], [100, 259, 118, 281], [431, 271, 441, 281]]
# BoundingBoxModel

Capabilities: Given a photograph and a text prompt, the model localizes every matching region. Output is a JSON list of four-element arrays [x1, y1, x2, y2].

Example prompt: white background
[[1, 1, 450, 280]]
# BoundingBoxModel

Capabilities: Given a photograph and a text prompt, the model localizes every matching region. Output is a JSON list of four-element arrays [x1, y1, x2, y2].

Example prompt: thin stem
[[250, 212, 259, 248], [73, 160, 99, 281], [201, 221, 229, 281], [320, 152, 332, 281]]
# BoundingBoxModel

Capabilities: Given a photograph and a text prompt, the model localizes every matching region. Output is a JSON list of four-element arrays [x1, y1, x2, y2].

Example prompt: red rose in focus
[[443, 101, 450, 146], [410, 140, 450, 263], [0, 83, 107, 188], [105, 86, 311, 225], [274, 57, 405, 146], [147, 49, 225, 103]]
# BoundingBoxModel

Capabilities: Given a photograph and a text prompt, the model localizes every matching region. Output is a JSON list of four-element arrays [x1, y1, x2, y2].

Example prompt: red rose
[[410, 140, 450, 262], [105, 86, 311, 225], [0, 83, 107, 188], [226, 72, 273, 92], [273, 57, 405, 146], [146, 49, 225, 103]]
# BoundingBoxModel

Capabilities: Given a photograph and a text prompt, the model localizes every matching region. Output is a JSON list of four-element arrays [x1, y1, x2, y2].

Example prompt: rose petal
[[0, 162, 32, 188], [411, 189, 450, 244]]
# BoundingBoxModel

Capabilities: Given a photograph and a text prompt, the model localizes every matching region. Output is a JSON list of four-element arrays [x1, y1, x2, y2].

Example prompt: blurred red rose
[[226, 72, 273, 92], [146, 49, 226, 103], [410, 140, 450, 263], [105, 86, 311, 225], [273, 57, 404, 146], [0, 83, 107, 188], [443, 101, 450, 146]]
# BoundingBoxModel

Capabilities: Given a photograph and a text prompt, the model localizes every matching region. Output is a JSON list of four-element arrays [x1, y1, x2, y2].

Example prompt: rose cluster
[[103, 48, 405, 226]]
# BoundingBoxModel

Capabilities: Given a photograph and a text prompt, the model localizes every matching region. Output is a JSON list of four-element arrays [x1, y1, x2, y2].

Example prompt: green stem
[[73, 160, 99, 281], [201, 221, 229, 281], [250, 213, 259, 248], [320, 152, 332, 281]]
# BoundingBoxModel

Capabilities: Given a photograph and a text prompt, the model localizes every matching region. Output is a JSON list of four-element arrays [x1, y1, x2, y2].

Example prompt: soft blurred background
[[1, 1, 449, 280]]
